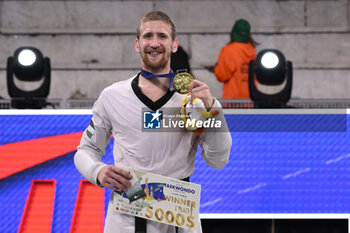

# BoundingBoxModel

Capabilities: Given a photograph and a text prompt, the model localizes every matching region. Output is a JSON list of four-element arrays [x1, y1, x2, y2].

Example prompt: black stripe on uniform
[[131, 74, 175, 111]]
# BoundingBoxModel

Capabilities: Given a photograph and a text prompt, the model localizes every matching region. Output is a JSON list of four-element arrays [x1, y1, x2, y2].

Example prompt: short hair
[[137, 11, 176, 40]]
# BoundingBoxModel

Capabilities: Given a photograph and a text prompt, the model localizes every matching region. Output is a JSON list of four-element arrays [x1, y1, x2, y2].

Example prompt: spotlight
[[7, 47, 51, 109], [248, 49, 292, 108]]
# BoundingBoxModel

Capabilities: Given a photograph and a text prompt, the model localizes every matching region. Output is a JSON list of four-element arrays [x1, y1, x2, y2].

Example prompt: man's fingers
[[109, 173, 132, 188], [188, 80, 209, 96], [106, 168, 132, 187], [111, 166, 133, 180], [107, 167, 132, 186], [108, 178, 129, 192], [188, 80, 201, 92], [104, 183, 118, 191], [98, 165, 133, 191], [100, 176, 130, 192], [187, 80, 215, 110]]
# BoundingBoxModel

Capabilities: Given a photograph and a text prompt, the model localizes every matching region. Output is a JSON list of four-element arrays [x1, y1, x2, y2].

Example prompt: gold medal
[[172, 70, 194, 94]]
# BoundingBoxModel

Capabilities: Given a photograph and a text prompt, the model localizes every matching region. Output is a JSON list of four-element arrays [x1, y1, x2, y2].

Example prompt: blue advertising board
[[0, 109, 349, 232]]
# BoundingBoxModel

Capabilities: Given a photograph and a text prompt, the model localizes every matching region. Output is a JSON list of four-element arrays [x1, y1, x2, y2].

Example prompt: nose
[[150, 36, 160, 48]]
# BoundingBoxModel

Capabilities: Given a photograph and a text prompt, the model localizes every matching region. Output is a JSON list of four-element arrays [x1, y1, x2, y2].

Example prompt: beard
[[141, 46, 170, 71]]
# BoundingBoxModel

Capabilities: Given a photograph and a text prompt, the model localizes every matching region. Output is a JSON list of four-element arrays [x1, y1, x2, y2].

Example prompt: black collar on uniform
[[131, 73, 175, 111]]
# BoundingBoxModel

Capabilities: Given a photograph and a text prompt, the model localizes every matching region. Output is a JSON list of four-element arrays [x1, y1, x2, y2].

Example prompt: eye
[[143, 33, 153, 39], [158, 33, 168, 39]]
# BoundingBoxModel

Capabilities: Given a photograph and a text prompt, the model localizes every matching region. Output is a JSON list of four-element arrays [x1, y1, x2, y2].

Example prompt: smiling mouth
[[147, 50, 163, 57], [146, 47, 165, 56], [148, 51, 161, 56]]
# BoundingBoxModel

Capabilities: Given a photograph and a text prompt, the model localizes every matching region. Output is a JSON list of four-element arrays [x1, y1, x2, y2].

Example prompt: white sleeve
[[199, 100, 232, 169], [74, 91, 112, 186]]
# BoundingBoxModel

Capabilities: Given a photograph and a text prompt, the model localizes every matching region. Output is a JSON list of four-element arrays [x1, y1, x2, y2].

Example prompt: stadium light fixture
[[7, 47, 51, 109], [248, 49, 293, 108]]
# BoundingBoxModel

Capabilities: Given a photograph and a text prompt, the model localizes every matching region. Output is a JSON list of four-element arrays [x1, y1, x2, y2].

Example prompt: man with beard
[[74, 11, 232, 233]]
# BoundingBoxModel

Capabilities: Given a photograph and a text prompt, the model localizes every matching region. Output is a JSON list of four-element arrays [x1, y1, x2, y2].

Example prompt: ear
[[135, 38, 140, 53], [171, 38, 179, 53]]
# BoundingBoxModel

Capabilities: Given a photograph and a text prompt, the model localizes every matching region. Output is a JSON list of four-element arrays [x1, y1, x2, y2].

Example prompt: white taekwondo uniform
[[74, 74, 232, 233]]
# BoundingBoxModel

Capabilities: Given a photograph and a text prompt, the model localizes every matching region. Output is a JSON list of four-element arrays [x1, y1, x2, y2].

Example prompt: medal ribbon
[[141, 69, 176, 91]]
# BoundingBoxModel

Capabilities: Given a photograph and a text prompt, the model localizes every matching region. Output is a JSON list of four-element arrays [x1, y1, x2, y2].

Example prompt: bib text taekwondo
[[142, 109, 223, 132]]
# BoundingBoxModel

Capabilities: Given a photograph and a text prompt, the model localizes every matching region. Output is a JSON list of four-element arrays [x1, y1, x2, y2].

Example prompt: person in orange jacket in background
[[214, 19, 258, 99]]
